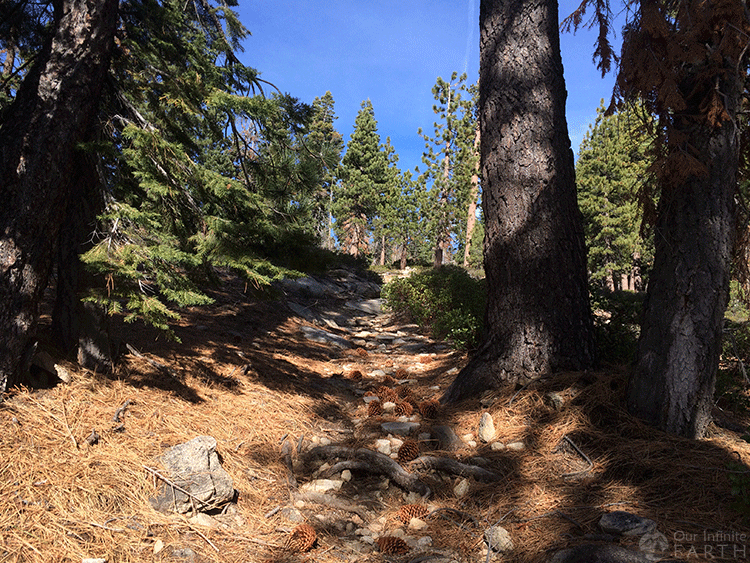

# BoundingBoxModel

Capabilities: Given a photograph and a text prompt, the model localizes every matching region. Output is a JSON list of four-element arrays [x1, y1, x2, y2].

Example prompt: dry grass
[[2, 282, 750, 562]]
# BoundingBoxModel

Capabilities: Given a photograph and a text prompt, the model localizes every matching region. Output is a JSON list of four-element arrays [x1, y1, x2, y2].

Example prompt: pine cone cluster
[[398, 504, 429, 524], [368, 399, 383, 417], [382, 374, 397, 385], [418, 398, 440, 419], [376, 386, 398, 403], [376, 535, 410, 555], [397, 438, 420, 463], [285, 523, 317, 552], [395, 400, 414, 417]]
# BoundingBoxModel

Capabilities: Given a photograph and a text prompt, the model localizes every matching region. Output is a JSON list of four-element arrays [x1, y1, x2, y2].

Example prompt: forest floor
[[2, 269, 750, 563]]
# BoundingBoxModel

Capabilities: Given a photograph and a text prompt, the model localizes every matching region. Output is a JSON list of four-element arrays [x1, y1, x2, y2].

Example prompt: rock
[[188, 513, 219, 528], [549, 543, 654, 563], [491, 442, 505, 451], [382, 401, 397, 413], [280, 507, 305, 522], [374, 439, 391, 455], [381, 421, 420, 436], [300, 479, 343, 494], [485, 525, 514, 553], [287, 301, 317, 321], [546, 391, 566, 410], [478, 412, 496, 442], [409, 517, 429, 530], [599, 511, 657, 536], [370, 369, 386, 377], [149, 436, 234, 515], [453, 478, 470, 497], [341, 469, 352, 481], [299, 326, 351, 349], [345, 299, 383, 315], [430, 425, 465, 451], [506, 441, 525, 451]]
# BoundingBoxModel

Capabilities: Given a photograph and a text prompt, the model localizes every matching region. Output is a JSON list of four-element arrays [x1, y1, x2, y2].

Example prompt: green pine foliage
[[576, 101, 655, 293], [418, 72, 479, 265], [69, 0, 339, 338], [333, 100, 393, 258]]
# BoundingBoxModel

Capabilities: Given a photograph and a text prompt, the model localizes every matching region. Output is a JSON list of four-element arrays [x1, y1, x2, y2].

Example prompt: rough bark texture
[[444, 0, 596, 404], [463, 125, 480, 268], [0, 0, 118, 392], [627, 74, 741, 438]]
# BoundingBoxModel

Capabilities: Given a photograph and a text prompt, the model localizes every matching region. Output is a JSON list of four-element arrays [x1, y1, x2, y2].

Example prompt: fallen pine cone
[[368, 399, 383, 417], [395, 400, 414, 417], [347, 369, 363, 381], [418, 398, 440, 419], [398, 504, 430, 524], [355, 347, 369, 358], [285, 523, 317, 552], [376, 386, 398, 403], [397, 438, 420, 463], [376, 535, 409, 555]]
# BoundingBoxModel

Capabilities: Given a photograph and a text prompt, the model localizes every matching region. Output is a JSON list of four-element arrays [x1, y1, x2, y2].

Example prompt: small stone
[[491, 442, 505, 451], [370, 369, 386, 377], [300, 479, 343, 494], [382, 401, 397, 413], [478, 412, 496, 442], [374, 439, 391, 455], [389, 437, 404, 449], [416, 536, 433, 548], [294, 500, 305, 509], [189, 513, 218, 528], [341, 469, 352, 482], [454, 478, 470, 497], [462, 433, 474, 441], [467, 440, 477, 448], [319, 437, 331, 446], [153, 539, 165, 554], [409, 517, 429, 530], [485, 525, 514, 553], [506, 441, 525, 451]]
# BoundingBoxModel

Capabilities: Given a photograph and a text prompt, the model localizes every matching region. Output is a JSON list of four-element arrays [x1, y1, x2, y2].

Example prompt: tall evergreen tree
[[333, 100, 390, 258], [419, 72, 478, 267], [443, 0, 597, 403], [567, 0, 749, 437], [576, 101, 654, 292]]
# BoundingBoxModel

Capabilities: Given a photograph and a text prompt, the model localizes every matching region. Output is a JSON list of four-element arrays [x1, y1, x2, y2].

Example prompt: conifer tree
[[334, 100, 390, 258], [419, 72, 478, 267], [576, 101, 654, 292]]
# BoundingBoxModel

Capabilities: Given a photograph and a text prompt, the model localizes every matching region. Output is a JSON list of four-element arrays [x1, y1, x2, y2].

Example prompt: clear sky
[[236, 1, 622, 174]]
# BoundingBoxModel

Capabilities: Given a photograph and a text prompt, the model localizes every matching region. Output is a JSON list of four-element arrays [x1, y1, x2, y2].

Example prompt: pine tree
[[333, 100, 390, 258], [576, 101, 654, 292], [418, 73, 478, 267]]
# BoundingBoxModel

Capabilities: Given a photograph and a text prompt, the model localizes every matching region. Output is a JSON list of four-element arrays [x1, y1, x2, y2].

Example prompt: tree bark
[[0, 0, 118, 392], [627, 73, 741, 438], [444, 0, 596, 404]]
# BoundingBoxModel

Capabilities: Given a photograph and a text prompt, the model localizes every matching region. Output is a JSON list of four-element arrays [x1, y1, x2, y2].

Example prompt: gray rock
[[485, 525, 513, 553], [299, 326, 352, 349], [149, 436, 234, 514], [287, 301, 317, 321], [429, 425, 465, 451], [345, 299, 383, 315], [478, 412, 496, 442], [380, 421, 420, 435], [599, 511, 657, 536], [549, 544, 654, 563]]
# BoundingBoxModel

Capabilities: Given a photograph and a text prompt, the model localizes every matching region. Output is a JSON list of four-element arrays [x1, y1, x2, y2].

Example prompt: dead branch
[[280, 438, 298, 489], [293, 491, 370, 522], [560, 435, 594, 478], [125, 344, 180, 380], [411, 455, 504, 482], [303, 445, 431, 497], [112, 399, 131, 423]]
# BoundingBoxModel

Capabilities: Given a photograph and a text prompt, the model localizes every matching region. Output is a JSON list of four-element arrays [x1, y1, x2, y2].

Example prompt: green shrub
[[382, 265, 485, 349]]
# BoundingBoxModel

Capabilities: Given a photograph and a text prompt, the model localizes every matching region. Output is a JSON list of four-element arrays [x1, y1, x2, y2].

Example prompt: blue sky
[[236, 1, 622, 174]]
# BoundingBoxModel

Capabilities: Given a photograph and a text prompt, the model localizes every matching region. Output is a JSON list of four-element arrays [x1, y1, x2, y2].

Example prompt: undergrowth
[[381, 265, 485, 350]]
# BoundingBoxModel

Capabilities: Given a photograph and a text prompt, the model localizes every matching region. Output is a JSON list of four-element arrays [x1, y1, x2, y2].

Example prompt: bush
[[381, 265, 485, 349]]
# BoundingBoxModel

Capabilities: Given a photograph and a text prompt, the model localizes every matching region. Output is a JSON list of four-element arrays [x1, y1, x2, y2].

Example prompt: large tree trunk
[[627, 72, 741, 438], [0, 0, 118, 392], [444, 0, 596, 404]]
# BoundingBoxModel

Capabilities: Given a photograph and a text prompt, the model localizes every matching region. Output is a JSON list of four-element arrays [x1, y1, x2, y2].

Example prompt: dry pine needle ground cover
[[2, 275, 750, 563]]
